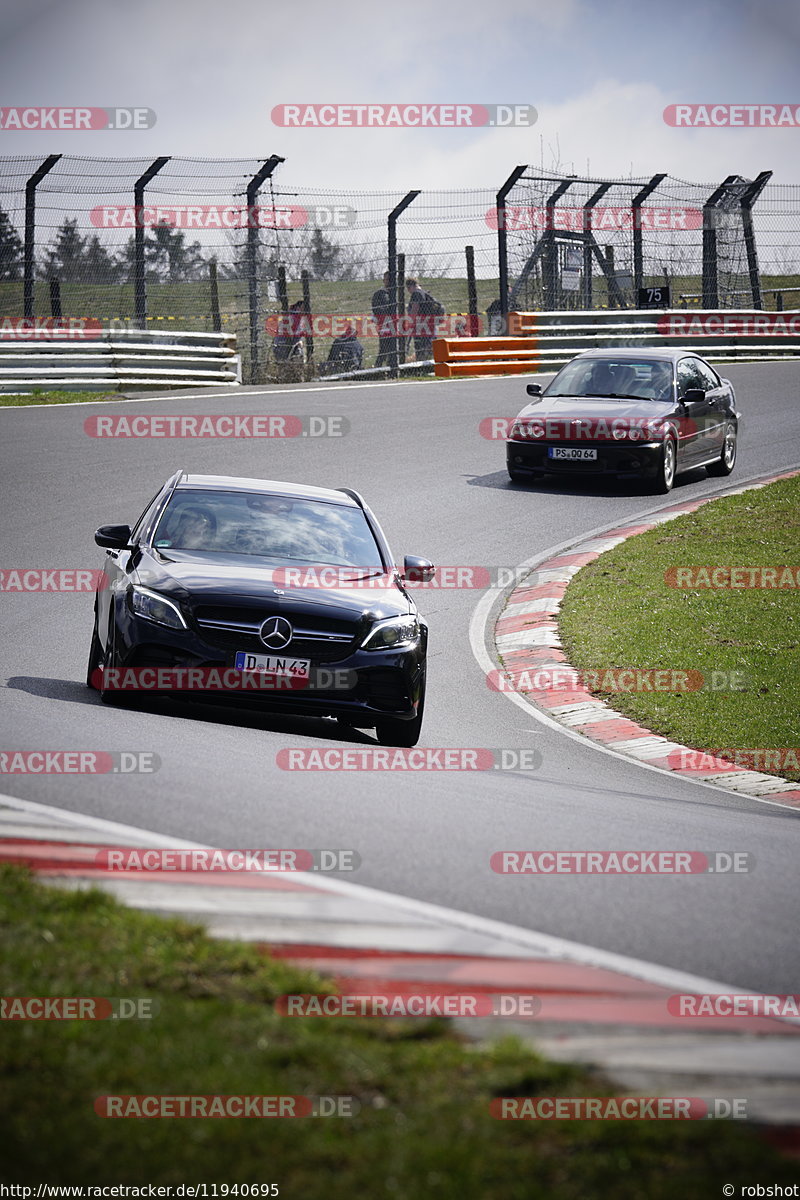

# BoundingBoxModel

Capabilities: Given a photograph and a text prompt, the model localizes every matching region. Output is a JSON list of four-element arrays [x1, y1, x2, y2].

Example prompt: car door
[[676, 356, 715, 465], [691, 356, 728, 459]]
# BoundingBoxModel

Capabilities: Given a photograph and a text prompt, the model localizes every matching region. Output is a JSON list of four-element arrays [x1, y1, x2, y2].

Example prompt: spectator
[[323, 322, 363, 374], [272, 300, 306, 362], [372, 270, 394, 369], [405, 277, 442, 362]]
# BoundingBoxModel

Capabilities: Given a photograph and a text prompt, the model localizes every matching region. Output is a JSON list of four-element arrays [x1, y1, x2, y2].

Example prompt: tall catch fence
[[0, 157, 797, 384]]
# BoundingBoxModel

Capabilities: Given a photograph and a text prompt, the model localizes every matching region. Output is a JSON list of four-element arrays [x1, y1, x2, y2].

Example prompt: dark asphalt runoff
[[1, 361, 798, 993]]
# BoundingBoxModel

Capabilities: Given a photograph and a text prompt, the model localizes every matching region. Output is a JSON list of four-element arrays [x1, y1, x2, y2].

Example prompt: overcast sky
[[1, 0, 798, 190]]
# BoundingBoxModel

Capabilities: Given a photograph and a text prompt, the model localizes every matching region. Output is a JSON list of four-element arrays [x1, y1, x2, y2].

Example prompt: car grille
[[192, 605, 358, 663]]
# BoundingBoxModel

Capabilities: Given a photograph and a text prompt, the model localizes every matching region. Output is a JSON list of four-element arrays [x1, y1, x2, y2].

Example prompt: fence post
[[133, 157, 170, 330], [245, 156, 285, 382], [739, 171, 771, 311], [387, 191, 420, 377], [396, 252, 406, 365], [702, 175, 737, 309], [277, 265, 288, 313], [49, 278, 62, 321], [23, 155, 61, 319], [582, 183, 612, 309], [631, 174, 666, 300], [209, 259, 221, 332], [465, 245, 478, 334], [301, 270, 313, 367], [496, 165, 527, 326], [543, 179, 574, 310]]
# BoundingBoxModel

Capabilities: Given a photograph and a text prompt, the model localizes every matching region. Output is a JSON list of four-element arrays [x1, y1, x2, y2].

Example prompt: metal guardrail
[[433, 309, 800, 377], [0, 329, 241, 392]]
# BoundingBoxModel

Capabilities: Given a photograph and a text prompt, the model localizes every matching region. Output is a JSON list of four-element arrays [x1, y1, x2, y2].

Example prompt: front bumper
[[507, 439, 665, 478], [106, 605, 426, 724]]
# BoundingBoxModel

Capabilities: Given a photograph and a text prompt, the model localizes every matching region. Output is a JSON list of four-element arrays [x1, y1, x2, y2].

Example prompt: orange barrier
[[433, 336, 539, 378], [507, 312, 538, 336]]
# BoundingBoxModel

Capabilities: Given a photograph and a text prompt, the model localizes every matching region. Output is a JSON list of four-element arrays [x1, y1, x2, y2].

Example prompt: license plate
[[548, 447, 598, 461], [234, 651, 310, 679]]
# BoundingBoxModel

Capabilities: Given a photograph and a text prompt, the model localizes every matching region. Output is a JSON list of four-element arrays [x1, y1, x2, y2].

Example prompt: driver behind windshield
[[169, 507, 216, 550]]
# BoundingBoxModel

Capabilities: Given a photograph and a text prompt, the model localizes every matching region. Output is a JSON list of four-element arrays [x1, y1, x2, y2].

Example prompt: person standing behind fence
[[405, 277, 442, 363], [372, 271, 394, 368]]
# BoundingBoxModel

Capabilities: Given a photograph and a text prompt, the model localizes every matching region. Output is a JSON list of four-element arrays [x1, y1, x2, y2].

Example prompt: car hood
[[133, 550, 412, 621], [514, 395, 673, 422]]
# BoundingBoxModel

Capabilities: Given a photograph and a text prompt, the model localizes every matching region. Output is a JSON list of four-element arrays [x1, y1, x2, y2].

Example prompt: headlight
[[361, 615, 420, 651], [509, 419, 543, 441], [130, 586, 188, 630]]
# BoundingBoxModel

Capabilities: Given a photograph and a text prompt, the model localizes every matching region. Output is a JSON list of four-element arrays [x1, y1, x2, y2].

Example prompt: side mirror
[[682, 387, 705, 404], [95, 524, 132, 550], [402, 555, 435, 584], [526, 383, 542, 396]]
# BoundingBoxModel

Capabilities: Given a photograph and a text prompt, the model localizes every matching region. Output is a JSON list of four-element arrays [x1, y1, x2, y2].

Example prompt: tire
[[374, 690, 425, 748], [98, 616, 124, 706], [650, 436, 676, 494], [707, 422, 737, 477], [86, 624, 103, 689]]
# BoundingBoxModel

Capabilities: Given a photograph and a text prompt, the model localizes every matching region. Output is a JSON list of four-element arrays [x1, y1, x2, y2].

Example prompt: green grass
[[0, 390, 133, 406], [0, 865, 794, 1194], [556, 475, 800, 780]]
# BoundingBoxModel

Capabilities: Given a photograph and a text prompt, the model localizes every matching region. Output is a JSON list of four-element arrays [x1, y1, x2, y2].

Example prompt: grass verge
[[0, 390, 133, 407], [557, 474, 800, 781], [0, 864, 794, 1194]]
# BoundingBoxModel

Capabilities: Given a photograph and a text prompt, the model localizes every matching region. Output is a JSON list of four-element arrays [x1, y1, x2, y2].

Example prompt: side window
[[677, 358, 703, 396], [130, 487, 167, 545], [692, 358, 721, 391]]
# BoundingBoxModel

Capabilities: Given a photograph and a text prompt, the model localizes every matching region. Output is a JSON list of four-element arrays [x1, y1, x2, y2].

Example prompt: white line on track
[[1, 787, 784, 1007], [468, 472, 800, 814]]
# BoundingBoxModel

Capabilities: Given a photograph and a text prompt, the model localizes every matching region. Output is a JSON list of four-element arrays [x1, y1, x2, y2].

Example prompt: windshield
[[152, 490, 385, 568], [545, 358, 674, 401]]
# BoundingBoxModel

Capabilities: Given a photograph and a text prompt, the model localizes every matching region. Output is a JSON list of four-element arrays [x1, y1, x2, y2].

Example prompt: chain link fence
[[1, 157, 798, 383]]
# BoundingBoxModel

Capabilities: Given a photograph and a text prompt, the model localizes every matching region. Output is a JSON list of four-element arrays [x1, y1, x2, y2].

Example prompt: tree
[[308, 227, 343, 280], [41, 218, 88, 282], [0, 208, 23, 280], [117, 223, 207, 282], [80, 235, 120, 284]]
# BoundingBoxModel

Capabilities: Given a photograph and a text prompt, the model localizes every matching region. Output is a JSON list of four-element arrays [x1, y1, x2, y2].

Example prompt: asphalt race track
[[1, 361, 798, 994]]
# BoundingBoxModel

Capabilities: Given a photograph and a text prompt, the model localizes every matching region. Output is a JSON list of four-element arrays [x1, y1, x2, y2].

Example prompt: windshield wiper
[[582, 392, 652, 401]]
